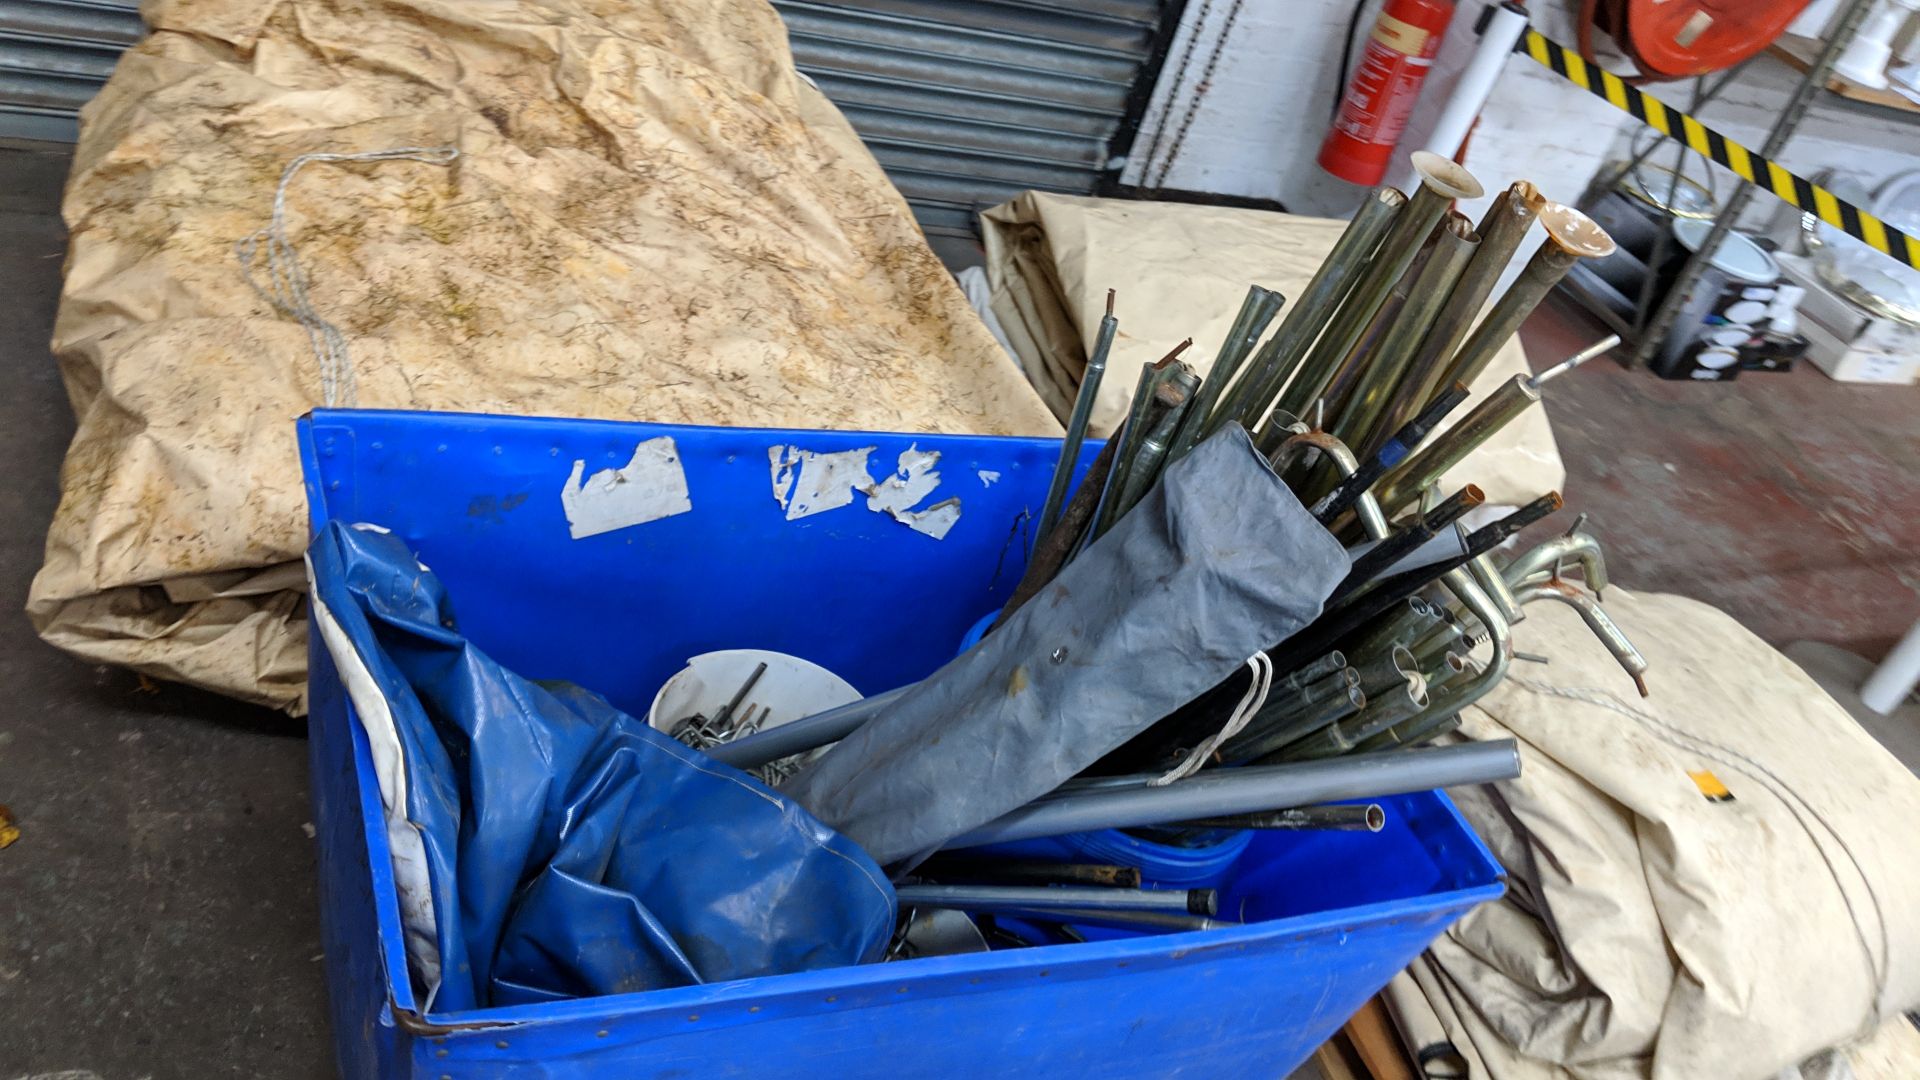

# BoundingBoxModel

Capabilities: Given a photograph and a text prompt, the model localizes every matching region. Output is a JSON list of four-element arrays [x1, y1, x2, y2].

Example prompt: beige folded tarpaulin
[[1393, 589, 1920, 1079], [31, 0, 1057, 712], [981, 192, 1564, 510]]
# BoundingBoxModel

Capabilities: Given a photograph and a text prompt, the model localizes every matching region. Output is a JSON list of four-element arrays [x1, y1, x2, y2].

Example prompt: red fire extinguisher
[[1319, 0, 1456, 186]]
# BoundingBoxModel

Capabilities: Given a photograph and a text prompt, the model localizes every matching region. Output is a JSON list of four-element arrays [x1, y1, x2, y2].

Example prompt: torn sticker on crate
[[770, 445, 875, 521], [561, 437, 692, 539], [769, 443, 962, 539]]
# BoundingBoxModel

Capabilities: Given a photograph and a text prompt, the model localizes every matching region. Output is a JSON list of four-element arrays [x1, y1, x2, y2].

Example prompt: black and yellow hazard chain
[[1518, 28, 1920, 272]]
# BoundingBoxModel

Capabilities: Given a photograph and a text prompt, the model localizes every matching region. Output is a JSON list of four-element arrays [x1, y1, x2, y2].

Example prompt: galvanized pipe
[[1396, 567, 1512, 733], [1314, 287, 1410, 432], [950, 741, 1521, 848], [1310, 381, 1470, 526], [1503, 530, 1611, 599], [1281, 650, 1349, 687], [1269, 429, 1388, 541], [1370, 373, 1541, 517], [1374, 182, 1545, 439], [1330, 212, 1480, 455], [1213, 186, 1408, 435], [1036, 291, 1116, 542], [1096, 339, 1193, 537], [1515, 579, 1649, 697], [1430, 202, 1616, 397], [1273, 493, 1559, 673], [1170, 285, 1283, 461], [1343, 596, 1443, 659], [1468, 551, 1526, 626], [1092, 362, 1159, 537], [1278, 671, 1430, 761], [1112, 366, 1199, 518], [1223, 684, 1365, 765], [1273, 152, 1483, 423], [1271, 665, 1362, 715]]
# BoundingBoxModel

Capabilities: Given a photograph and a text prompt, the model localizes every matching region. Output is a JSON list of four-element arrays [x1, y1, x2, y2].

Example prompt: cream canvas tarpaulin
[[981, 192, 1564, 510], [1391, 590, 1920, 1079], [31, 0, 1057, 712]]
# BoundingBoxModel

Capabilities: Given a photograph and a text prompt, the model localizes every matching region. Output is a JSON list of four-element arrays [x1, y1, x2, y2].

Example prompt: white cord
[[1151, 652, 1272, 786], [234, 146, 460, 408]]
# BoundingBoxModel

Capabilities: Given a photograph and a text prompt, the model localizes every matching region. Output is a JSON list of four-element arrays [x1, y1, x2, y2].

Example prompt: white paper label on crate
[[769, 445, 876, 521], [561, 437, 693, 540], [977, 470, 1001, 487]]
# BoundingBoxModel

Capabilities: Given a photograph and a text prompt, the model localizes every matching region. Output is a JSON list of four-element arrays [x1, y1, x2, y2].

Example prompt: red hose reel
[[1582, 0, 1812, 80]]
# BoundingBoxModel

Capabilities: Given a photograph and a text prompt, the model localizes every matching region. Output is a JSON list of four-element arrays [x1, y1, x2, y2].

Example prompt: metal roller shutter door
[[772, 0, 1170, 242], [0, 0, 140, 142]]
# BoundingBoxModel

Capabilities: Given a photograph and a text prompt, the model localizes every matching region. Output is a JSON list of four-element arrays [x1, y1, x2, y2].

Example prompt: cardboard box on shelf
[[1800, 316, 1920, 384]]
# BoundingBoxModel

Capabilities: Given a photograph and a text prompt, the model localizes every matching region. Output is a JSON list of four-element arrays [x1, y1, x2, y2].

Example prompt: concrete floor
[[1, 142, 1916, 1079], [1520, 294, 1920, 660], [0, 147, 334, 1079]]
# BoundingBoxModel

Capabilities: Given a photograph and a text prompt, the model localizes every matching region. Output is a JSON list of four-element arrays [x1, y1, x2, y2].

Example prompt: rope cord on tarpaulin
[[1505, 674, 1893, 1031], [1151, 651, 1273, 786], [234, 146, 461, 408]]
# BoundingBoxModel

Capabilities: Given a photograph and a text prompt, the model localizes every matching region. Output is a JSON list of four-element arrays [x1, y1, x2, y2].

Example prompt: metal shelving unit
[[1554, 0, 1881, 367]]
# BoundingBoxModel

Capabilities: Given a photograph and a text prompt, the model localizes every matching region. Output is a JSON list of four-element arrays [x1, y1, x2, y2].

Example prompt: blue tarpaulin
[[306, 521, 896, 1011]]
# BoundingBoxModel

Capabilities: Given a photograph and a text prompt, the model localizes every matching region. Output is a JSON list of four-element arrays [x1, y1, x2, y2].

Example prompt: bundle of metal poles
[[707, 152, 1650, 933]]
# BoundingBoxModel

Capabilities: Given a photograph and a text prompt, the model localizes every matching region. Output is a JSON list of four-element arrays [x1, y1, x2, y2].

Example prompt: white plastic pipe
[[1399, 2, 1530, 191], [1861, 617, 1920, 715]]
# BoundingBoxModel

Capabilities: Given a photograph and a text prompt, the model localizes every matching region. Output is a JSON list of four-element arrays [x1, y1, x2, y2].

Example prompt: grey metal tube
[[1213, 186, 1408, 435], [1432, 202, 1616, 395], [1515, 579, 1649, 697], [1329, 212, 1480, 455], [985, 906, 1237, 934], [1175, 803, 1386, 832], [1036, 294, 1116, 541], [1274, 153, 1483, 422], [947, 741, 1521, 848], [895, 884, 1212, 915], [1170, 285, 1283, 461], [707, 685, 911, 769]]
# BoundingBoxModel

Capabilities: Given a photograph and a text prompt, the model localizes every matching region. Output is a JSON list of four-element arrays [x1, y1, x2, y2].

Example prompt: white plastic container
[[647, 648, 861, 739]]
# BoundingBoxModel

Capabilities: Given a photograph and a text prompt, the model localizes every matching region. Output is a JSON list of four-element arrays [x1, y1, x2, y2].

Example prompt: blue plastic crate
[[298, 409, 1504, 1079]]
